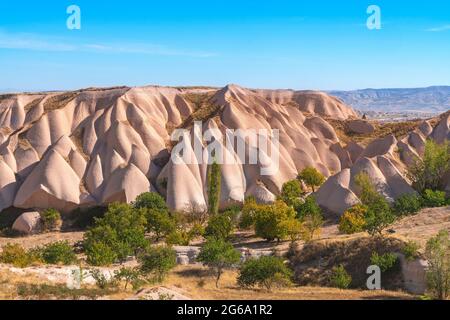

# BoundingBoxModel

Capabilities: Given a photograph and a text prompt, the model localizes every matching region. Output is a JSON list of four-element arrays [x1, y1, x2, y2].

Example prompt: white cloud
[[426, 25, 450, 32], [0, 31, 216, 57]]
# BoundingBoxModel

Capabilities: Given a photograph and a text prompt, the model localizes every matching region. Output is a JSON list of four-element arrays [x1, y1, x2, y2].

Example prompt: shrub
[[90, 269, 118, 290], [139, 246, 177, 283], [421, 189, 447, 208], [403, 241, 420, 262], [197, 238, 241, 288], [407, 140, 450, 193], [425, 230, 450, 300], [370, 252, 398, 272], [254, 201, 297, 242], [165, 230, 190, 246], [143, 208, 176, 241], [394, 193, 423, 216], [40, 241, 77, 265], [329, 265, 352, 289], [237, 256, 292, 291], [298, 167, 325, 192], [114, 267, 144, 290], [205, 213, 234, 240], [207, 161, 221, 215], [40, 209, 62, 232], [133, 192, 168, 211], [0, 243, 41, 268], [280, 180, 303, 207], [339, 205, 367, 234], [83, 203, 148, 266]]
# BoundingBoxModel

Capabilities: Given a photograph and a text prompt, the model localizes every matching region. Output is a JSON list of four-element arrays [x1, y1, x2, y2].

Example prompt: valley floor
[[1, 206, 449, 300]]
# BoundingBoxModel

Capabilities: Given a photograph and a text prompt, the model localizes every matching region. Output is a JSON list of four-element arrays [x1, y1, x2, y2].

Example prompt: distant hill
[[330, 86, 450, 114]]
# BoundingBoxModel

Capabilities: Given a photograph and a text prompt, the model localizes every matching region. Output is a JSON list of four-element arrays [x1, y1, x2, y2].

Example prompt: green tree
[[298, 167, 326, 192], [133, 192, 168, 211], [407, 140, 450, 193], [354, 172, 395, 237], [254, 201, 297, 242], [339, 204, 367, 234], [278, 218, 303, 242], [142, 208, 176, 241], [237, 256, 292, 291], [83, 203, 149, 266], [197, 238, 241, 288], [139, 246, 177, 283], [280, 180, 303, 207], [363, 195, 395, 237], [296, 196, 323, 241], [354, 172, 380, 206], [239, 197, 259, 230], [205, 213, 234, 240], [207, 161, 222, 215], [425, 230, 450, 300]]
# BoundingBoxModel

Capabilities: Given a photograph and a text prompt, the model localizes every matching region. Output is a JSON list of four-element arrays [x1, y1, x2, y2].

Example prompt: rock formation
[[0, 85, 448, 215]]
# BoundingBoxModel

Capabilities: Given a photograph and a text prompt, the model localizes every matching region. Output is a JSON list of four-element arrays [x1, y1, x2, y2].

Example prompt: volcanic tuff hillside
[[0, 84, 448, 215]]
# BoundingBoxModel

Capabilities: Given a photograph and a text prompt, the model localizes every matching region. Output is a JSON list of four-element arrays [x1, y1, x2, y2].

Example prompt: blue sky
[[0, 1, 450, 91]]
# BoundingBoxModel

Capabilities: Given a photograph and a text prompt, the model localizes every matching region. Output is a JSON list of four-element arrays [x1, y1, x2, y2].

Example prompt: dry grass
[[180, 92, 221, 129], [327, 118, 423, 146], [43, 92, 78, 112], [164, 265, 412, 300]]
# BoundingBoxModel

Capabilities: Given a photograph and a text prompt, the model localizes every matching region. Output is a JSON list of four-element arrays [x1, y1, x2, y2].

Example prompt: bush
[[133, 192, 168, 211], [40, 241, 77, 265], [83, 203, 149, 266], [339, 205, 367, 234], [280, 180, 303, 207], [425, 230, 450, 300], [205, 213, 234, 240], [0, 243, 41, 268], [253, 201, 297, 242], [329, 265, 352, 289], [90, 269, 118, 290], [237, 256, 292, 291], [394, 193, 422, 216], [197, 238, 241, 288], [421, 189, 448, 208], [143, 208, 176, 241], [370, 252, 398, 273], [139, 246, 177, 283], [298, 167, 325, 192], [407, 140, 450, 193], [40, 209, 62, 232], [114, 267, 144, 290], [403, 241, 420, 262]]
